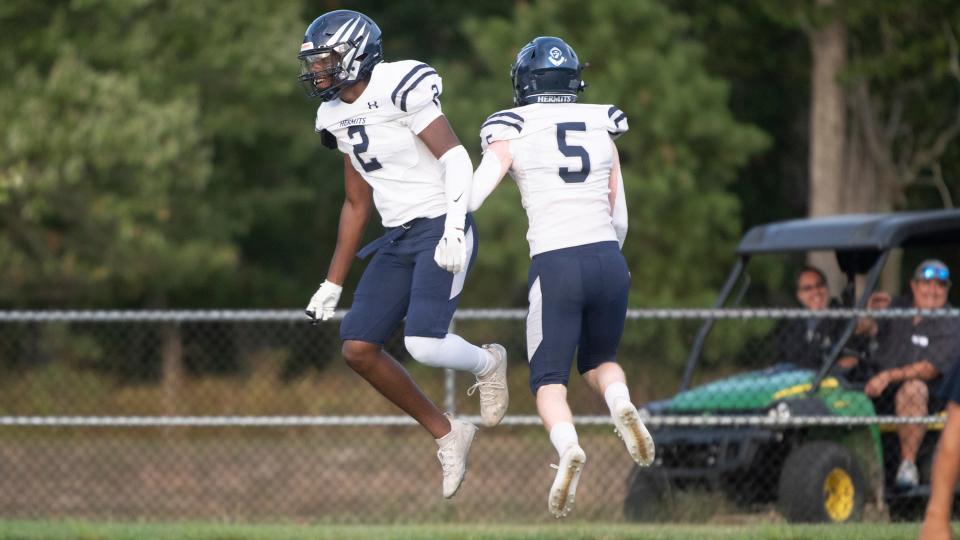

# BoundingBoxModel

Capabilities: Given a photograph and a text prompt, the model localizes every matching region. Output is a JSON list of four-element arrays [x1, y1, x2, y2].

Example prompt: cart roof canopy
[[737, 209, 960, 255]]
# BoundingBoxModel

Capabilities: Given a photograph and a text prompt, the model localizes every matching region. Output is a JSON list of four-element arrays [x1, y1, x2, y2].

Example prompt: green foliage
[[0, 0, 313, 307], [4, 0, 953, 316], [0, 44, 226, 306]]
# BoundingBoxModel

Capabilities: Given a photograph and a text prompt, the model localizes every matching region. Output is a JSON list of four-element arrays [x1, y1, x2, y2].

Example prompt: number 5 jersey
[[479, 103, 629, 257], [314, 60, 449, 228]]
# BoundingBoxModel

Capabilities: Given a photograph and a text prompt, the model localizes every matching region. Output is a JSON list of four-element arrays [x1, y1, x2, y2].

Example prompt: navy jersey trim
[[485, 111, 524, 123], [608, 106, 627, 128], [318, 129, 337, 150], [480, 119, 522, 133], [481, 111, 524, 133], [391, 63, 431, 111], [398, 69, 438, 112]]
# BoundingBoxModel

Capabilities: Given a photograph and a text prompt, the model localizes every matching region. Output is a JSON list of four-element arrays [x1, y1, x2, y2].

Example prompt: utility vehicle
[[624, 209, 960, 523]]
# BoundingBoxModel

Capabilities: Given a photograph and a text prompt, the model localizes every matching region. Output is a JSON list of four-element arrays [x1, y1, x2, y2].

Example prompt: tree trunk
[[806, 2, 848, 295]]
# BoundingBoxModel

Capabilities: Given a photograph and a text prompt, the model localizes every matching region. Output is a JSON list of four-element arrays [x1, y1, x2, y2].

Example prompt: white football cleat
[[435, 416, 478, 498], [466, 344, 509, 427], [548, 444, 586, 519], [613, 399, 655, 466]]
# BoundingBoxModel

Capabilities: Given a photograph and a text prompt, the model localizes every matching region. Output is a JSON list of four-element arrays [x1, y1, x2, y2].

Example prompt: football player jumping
[[468, 36, 655, 518], [299, 10, 508, 499]]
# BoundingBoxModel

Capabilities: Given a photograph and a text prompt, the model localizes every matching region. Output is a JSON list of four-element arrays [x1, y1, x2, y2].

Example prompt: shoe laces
[[466, 377, 506, 403], [466, 347, 505, 403], [437, 444, 457, 476]]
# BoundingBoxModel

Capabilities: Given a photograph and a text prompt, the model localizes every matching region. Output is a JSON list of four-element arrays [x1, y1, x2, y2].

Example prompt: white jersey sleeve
[[606, 105, 629, 139], [480, 109, 526, 152], [389, 62, 444, 134]]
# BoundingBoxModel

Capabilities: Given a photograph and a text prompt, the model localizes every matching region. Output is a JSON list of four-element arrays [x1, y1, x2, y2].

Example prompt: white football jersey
[[480, 102, 629, 256], [315, 60, 448, 227]]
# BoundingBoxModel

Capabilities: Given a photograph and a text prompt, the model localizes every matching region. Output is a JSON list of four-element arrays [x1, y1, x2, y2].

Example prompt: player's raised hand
[[434, 227, 466, 273], [305, 280, 342, 323]]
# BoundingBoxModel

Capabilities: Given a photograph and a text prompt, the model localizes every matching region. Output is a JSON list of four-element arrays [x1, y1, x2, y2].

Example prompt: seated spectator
[[774, 265, 866, 373], [862, 259, 959, 489]]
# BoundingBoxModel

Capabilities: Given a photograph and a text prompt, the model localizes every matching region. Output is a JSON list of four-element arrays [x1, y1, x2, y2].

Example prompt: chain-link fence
[[0, 308, 957, 523]]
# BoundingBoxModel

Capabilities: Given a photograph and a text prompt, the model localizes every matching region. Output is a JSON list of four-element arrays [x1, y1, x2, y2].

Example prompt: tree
[[0, 5, 228, 307], [0, 0, 311, 308], [765, 1, 960, 291]]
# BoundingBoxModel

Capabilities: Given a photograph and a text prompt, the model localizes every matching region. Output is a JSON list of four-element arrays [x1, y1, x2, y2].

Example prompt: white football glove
[[434, 227, 466, 273], [305, 280, 342, 323]]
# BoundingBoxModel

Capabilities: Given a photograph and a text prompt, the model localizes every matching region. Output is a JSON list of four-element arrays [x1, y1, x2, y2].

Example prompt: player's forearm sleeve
[[468, 141, 512, 212], [439, 145, 472, 230], [610, 143, 628, 248]]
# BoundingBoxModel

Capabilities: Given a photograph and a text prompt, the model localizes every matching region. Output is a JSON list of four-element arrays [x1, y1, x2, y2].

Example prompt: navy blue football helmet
[[510, 36, 585, 106], [298, 10, 383, 101]]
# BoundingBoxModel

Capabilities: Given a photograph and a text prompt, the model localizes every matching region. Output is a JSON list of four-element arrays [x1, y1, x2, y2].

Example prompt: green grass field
[[0, 521, 943, 540]]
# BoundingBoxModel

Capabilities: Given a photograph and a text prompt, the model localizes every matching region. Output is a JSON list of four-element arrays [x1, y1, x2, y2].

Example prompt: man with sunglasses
[[862, 259, 959, 489], [773, 266, 867, 372]]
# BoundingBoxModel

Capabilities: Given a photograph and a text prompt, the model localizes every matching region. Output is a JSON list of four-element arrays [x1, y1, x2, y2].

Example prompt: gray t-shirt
[[871, 295, 960, 376]]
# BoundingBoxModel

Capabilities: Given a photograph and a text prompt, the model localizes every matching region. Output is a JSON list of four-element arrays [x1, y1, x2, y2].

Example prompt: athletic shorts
[[340, 214, 478, 344], [526, 241, 630, 394]]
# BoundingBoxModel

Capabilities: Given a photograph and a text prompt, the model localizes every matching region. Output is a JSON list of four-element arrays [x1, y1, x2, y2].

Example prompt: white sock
[[404, 334, 491, 375], [549, 422, 579, 457], [474, 347, 497, 378], [603, 382, 631, 414]]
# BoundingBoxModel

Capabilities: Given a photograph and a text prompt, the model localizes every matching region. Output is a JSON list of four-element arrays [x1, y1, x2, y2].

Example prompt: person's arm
[[417, 115, 473, 273], [609, 141, 627, 248], [865, 360, 939, 397], [867, 319, 957, 393], [879, 360, 939, 383], [920, 401, 960, 539], [326, 154, 374, 284], [468, 140, 512, 212], [305, 155, 373, 322]]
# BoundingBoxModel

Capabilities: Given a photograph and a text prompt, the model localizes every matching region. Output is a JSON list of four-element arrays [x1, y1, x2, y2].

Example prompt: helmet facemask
[[298, 48, 349, 100]]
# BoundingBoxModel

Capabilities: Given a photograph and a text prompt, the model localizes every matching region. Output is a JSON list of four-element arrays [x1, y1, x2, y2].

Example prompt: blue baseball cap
[[913, 259, 950, 284]]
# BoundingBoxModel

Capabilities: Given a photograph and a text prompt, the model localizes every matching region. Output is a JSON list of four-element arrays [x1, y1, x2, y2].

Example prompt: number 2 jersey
[[314, 60, 449, 227], [480, 102, 629, 257]]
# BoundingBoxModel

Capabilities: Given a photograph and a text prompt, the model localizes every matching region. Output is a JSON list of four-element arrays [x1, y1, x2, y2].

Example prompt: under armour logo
[[548, 47, 565, 66], [367, 101, 378, 109]]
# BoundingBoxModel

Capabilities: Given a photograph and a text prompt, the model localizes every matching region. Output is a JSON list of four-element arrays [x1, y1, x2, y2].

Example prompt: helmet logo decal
[[325, 16, 360, 46], [344, 32, 369, 77], [547, 47, 565, 67], [300, 41, 314, 52]]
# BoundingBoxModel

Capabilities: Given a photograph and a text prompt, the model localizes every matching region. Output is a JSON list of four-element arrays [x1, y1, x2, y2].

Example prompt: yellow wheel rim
[[823, 467, 855, 522]]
